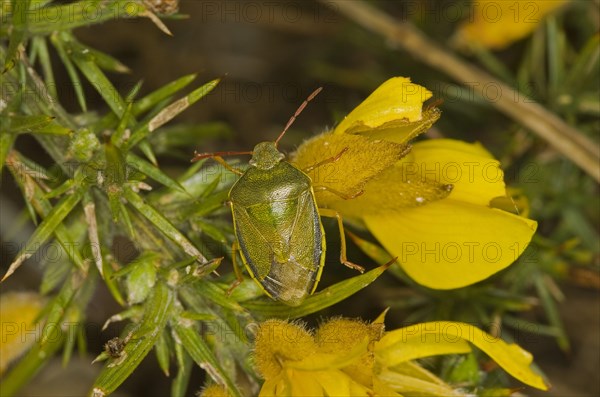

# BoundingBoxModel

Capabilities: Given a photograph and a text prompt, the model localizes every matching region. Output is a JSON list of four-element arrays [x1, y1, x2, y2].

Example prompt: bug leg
[[318, 208, 365, 273], [192, 153, 245, 176], [302, 147, 349, 173], [313, 185, 364, 200], [226, 241, 244, 295], [214, 156, 245, 175]]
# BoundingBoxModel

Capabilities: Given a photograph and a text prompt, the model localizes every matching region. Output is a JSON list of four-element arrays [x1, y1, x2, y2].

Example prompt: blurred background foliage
[[1, 0, 598, 396]]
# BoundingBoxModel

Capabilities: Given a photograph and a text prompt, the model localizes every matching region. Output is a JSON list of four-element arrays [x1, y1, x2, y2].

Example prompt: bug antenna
[[192, 150, 253, 162], [275, 86, 323, 146]]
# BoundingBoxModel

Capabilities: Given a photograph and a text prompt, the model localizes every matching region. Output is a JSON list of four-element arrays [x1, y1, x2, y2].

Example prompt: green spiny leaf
[[122, 186, 207, 263], [564, 34, 600, 106], [171, 339, 193, 397], [28, 0, 145, 35], [546, 16, 565, 96], [111, 101, 135, 147], [172, 320, 242, 397], [102, 306, 144, 331], [88, 47, 131, 73], [41, 270, 88, 346], [138, 139, 158, 165], [31, 121, 73, 135], [61, 32, 126, 116], [502, 315, 563, 338], [61, 309, 83, 367], [102, 256, 126, 307], [242, 261, 392, 319], [126, 152, 187, 193], [93, 73, 198, 133], [155, 329, 171, 377], [50, 32, 87, 112], [135, 74, 199, 114], [3, 0, 30, 72], [118, 199, 136, 238], [125, 78, 220, 150], [40, 254, 70, 294], [535, 275, 570, 352], [91, 282, 173, 396], [125, 252, 159, 304], [192, 218, 227, 244], [0, 133, 17, 175], [1, 179, 86, 281], [193, 279, 246, 313], [1, 114, 54, 133], [149, 122, 233, 155], [30, 36, 57, 99]]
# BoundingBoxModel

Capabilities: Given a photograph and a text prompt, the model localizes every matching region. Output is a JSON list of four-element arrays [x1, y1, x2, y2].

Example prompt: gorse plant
[[1, 1, 597, 396]]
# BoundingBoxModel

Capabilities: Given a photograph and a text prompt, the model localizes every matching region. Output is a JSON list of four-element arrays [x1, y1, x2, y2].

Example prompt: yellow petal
[[454, 0, 569, 50], [364, 200, 537, 289], [258, 377, 280, 396], [0, 291, 46, 375], [379, 322, 548, 390], [329, 139, 505, 218], [346, 107, 442, 145], [287, 370, 331, 396], [334, 77, 433, 140], [347, 377, 374, 397], [286, 337, 369, 371], [372, 308, 389, 325], [330, 158, 453, 219], [377, 368, 465, 396], [291, 132, 409, 206], [259, 370, 322, 397], [260, 369, 325, 396], [373, 377, 404, 397], [408, 139, 507, 207], [311, 370, 353, 396], [375, 329, 471, 367], [389, 361, 450, 386], [491, 187, 531, 219], [267, 368, 367, 397]]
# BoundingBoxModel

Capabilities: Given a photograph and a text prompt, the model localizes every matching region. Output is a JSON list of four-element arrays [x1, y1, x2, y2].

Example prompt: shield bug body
[[193, 88, 364, 306]]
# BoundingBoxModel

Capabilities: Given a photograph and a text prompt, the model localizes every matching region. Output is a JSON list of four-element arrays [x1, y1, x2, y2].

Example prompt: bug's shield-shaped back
[[231, 164, 325, 306]]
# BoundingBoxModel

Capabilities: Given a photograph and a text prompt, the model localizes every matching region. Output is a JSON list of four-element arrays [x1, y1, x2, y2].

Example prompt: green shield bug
[[193, 88, 365, 306]]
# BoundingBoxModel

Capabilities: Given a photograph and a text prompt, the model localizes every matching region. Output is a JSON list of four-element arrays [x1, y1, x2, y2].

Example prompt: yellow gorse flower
[[252, 315, 548, 396], [253, 319, 374, 396], [453, 0, 570, 50], [0, 291, 46, 375], [292, 77, 537, 289], [197, 384, 233, 397]]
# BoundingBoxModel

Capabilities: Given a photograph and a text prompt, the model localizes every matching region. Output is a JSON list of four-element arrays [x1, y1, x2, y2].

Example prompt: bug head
[[249, 142, 285, 170]]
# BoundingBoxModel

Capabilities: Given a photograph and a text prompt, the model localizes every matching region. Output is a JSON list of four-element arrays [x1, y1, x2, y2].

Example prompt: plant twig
[[323, 0, 600, 183]]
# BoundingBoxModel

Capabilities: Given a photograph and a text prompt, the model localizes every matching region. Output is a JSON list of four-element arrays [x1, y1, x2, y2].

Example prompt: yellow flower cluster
[[292, 77, 537, 289], [253, 315, 548, 396]]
